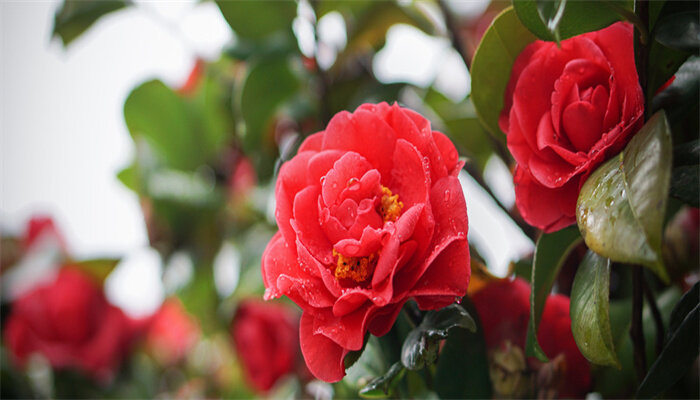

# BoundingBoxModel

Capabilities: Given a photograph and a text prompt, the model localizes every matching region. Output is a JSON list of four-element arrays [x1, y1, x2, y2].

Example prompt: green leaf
[[526, 226, 582, 362], [400, 304, 476, 371], [239, 55, 299, 156], [124, 81, 200, 170], [670, 165, 700, 207], [53, 0, 129, 47], [434, 300, 492, 399], [422, 90, 495, 171], [637, 283, 700, 398], [513, 0, 627, 42], [535, 0, 567, 43], [570, 251, 620, 368], [646, 42, 693, 101], [358, 362, 405, 399], [576, 111, 672, 282], [668, 282, 699, 339], [70, 258, 120, 285], [471, 7, 537, 137], [652, 56, 700, 124], [215, 0, 296, 40], [654, 2, 700, 53]]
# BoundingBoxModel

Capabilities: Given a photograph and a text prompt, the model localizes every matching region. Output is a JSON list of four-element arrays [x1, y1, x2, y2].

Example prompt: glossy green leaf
[[215, 0, 296, 40], [654, 2, 700, 53], [471, 7, 537, 137], [668, 282, 699, 340], [526, 226, 582, 362], [535, 0, 567, 43], [576, 111, 672, 282], [637, 283, 700, 398], [513, 0, 627, 42], [434, 300, 492, 399], [670, 165, 700, 207], [400, 304, 476, 371], [53, 0, 129, 47], [358, 362, 405, 399], [570, 251, 620, 368], [70, 258, 120, 285], [652, 56, 700, 127]]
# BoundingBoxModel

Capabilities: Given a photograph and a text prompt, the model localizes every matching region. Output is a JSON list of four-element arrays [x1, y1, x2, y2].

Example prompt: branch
[[630, 266, 647, 382], [438, 0, 514, 168], [462, 162, 538, 242], [642, 277, 665, 356]]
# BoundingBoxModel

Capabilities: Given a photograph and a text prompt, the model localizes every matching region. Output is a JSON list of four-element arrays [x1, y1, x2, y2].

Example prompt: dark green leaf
[[358, 362, 405, 399], [400, 304, 476, 371], [637, 300, 699, 397], [652, 56, 700, 123], [670, 165, 700, 207], [53, 0, 129, 47], [526, 226, 582, 362], [124, 80, 200, 170], [471, 7, 537, 137], [668, 282, 699, 336], [70, 258, 120, 286], [535, 0, 567, 43], [654, 2, 700, 53], [570, 251, 620, 367], [577, 111, 672, 282], [216, 0, 296, 40], [239, 55, 299, 154], [513, 0, 627, 42], [434, 300, 492, 399]]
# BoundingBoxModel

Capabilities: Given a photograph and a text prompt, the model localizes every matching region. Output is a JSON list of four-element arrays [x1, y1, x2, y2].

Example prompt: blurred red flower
[[262, 102, 470, 382], [4, 267, 134, 382], [472, 278, 591, 398], [145, 298, 200, 366], [500, 22, 644, 232], [231, 300, 300, 393]]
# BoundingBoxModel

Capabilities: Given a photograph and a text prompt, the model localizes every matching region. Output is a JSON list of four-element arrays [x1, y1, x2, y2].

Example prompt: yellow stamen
[[332, 249, 375, 283], [379, 186, 403, 222]]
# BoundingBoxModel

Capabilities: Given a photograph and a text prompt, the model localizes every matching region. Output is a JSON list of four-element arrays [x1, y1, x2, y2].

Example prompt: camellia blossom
[[472, 278, 591, 398], [4, 267, 135, 382], [231, 300, 302, 392], [262, 102, 470, 382], [145, 298, 200, 366], [500, 22, 644, 232]]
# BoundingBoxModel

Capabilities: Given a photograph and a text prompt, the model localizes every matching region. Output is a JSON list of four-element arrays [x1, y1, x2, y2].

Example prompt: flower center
[[332, 249, 376, 284], [379, 186, 403, 222]]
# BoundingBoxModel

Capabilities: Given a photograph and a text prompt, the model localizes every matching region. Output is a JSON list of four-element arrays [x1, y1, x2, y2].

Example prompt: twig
[[630, 266, 647, 382], [437, 0, 514, 168], [462, 162, 538, 242], [642, 277, 665, 356]]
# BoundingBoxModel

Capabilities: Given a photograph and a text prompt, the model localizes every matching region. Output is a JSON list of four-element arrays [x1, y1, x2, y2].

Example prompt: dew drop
[[444, 190, 451, 202], [320, 176, 326, 185]]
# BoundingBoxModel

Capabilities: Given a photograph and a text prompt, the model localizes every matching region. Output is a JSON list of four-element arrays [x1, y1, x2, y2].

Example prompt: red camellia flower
[[262, 102, 470, 382], [4, 267, 134, 382], [145, 298, 200, 366], [472, 278, 591, 398], [499, 22, 644, 232], [231, 300, 301, 393]]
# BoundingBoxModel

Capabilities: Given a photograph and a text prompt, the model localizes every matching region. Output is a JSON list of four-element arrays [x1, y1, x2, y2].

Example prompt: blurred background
[[1, 0, 532, 317], [0, 0, 540, 397]]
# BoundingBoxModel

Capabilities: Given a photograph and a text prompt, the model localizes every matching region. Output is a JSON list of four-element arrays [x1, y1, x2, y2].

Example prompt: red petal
[[513, 166, 579, 232], [299, 312, 347, 382]]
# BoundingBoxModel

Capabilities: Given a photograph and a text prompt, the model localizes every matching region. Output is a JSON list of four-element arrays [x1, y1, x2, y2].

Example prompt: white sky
[[1, 0, 531, 316]]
